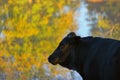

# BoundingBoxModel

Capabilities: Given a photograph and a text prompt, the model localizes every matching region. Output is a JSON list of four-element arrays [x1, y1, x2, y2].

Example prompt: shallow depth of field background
[[0, 0, 120, 80]]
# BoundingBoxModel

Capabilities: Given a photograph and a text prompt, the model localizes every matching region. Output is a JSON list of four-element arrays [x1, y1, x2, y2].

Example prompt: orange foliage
[[0, 0, 79, 79], [87, 0, 104, 3]]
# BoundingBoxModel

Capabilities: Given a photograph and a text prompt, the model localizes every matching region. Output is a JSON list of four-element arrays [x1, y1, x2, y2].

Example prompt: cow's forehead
[[60, 37, 69, 44]]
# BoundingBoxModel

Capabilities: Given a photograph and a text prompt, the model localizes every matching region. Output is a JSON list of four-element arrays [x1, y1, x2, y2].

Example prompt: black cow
[[48, 32, 120, 80]]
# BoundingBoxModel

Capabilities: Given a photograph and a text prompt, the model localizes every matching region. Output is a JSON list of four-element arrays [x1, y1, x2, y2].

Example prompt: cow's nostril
[[48, 55, 59, 65], [48, 56, 52, 63], [48, 56, 55, 63]]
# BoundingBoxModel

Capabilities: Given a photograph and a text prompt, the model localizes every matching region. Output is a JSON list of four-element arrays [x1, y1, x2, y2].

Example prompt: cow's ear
[[70, 36, 81, 44], [67, 32, 76, 38], [67, 32, 81, 44]]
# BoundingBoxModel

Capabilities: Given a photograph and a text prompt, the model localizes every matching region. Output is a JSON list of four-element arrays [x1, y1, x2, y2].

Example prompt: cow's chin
[[51, 58, 60, 65], [51, 62, 58, 65]]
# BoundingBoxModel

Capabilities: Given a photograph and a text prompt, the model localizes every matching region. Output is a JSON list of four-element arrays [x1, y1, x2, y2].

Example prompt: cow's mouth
[[52, 58, 60, 65], [48, 57, 60, 65]]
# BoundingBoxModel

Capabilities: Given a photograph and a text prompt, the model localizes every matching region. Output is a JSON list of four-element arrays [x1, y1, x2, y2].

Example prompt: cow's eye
[[60, 44, 64, 50]]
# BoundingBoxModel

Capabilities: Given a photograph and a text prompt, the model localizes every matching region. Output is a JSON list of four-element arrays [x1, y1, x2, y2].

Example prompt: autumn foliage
[[0, 0, 79, 79], [0, 0, 119, 79]]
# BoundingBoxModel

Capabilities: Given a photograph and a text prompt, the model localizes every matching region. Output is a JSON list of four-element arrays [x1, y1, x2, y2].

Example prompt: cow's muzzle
[[48, 55, 59, 65]]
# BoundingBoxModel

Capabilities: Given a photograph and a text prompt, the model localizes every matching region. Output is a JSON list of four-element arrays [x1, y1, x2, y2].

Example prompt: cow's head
[[48, 32, 80, 65]]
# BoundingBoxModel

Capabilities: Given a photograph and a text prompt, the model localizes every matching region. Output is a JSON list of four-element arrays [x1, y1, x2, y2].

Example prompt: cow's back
[[81, 37, 120, 80]]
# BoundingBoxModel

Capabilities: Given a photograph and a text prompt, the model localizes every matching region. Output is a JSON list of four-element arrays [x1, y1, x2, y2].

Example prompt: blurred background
[[0, 0, 120, 80]]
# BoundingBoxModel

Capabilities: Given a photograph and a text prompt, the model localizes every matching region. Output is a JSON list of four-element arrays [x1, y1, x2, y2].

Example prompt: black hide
[[48, 32, 120, 80]]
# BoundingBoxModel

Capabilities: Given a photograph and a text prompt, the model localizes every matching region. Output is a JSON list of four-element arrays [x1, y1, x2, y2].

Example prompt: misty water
[[75, 1, 92, 37]]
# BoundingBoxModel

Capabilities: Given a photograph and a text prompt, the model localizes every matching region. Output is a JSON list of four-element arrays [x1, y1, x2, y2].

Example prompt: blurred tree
[[86, 0, 120, 39], [0, 0, 80, 79]]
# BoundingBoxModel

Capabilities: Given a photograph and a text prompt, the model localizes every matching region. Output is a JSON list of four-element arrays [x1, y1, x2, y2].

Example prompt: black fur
[[48, 32, 120, 80]]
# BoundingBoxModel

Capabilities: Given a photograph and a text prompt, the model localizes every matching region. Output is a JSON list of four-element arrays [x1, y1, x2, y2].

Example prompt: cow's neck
[[59, 39, 91, 75], [73, 45, 84, 73], [74, 40, 91, 76]]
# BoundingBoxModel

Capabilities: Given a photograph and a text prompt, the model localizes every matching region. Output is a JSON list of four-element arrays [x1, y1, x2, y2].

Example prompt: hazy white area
[[75, 2, 91, 37]]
